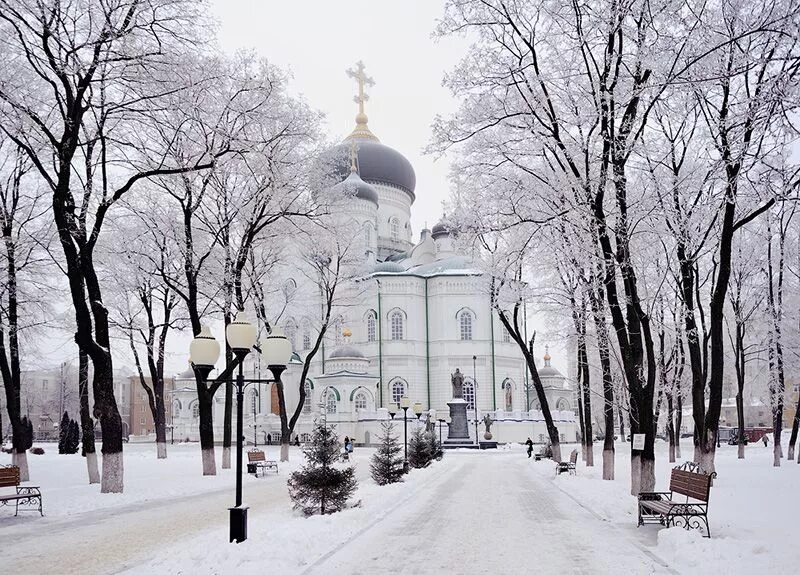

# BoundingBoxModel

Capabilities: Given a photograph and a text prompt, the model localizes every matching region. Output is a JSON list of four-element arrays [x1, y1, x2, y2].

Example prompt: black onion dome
[[334, 139, 416, 201], [335, 171, 379, 206]]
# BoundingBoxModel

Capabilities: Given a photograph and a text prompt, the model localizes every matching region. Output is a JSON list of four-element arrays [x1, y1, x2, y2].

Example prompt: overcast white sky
[[209, 0, 467, 234], [27, 2, 569, 379]]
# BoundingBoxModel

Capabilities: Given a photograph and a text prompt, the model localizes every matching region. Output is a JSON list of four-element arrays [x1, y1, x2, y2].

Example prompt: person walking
[[525, 437, 533, 458], [762, 435, 769, 447]]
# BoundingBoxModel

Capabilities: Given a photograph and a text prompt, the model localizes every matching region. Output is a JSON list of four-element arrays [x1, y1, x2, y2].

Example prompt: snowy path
[[303, 452, 672, 575], [0, 472, 290, 575]]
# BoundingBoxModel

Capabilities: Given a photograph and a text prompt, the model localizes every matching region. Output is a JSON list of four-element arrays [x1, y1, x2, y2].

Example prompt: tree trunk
[[195, 381, 217, 475], [11, 450, 29, 483], [276, 381, 291, 463], [787, 393, 799, 460], [579, 339, 593, 467], [667, 392, 676, 463], [222, 372, 232, 469], [78, 350, 100, 484], [675, 391, 683, 459], [92, 353, 124, 493], [0, 217, 28, 481], [576, 358, 586, 462], [589, 275, 615, 479]]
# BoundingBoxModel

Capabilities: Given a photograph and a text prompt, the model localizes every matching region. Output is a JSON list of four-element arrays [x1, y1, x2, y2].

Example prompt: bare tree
[[0, 0, 226, 493], [0, 139, 49, 481]]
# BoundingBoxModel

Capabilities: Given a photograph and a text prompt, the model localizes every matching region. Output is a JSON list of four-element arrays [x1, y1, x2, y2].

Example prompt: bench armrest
[[638, 491, 672, 502]]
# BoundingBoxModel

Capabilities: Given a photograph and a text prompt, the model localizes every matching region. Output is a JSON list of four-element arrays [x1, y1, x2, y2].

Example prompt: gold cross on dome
[[347, 61, 374, 116]]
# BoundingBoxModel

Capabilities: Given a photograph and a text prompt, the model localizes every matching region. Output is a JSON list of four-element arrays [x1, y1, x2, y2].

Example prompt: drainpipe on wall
[[425, 277, 431, 410], [320, 281, 326, 375], [490, 304, 497, 411], [377, 279, 384, 407]]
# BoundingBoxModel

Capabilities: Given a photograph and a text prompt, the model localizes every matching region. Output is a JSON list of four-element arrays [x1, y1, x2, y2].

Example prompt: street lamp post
[[190, 314, 291, 544], [400, 396, 410, 472], [387, 402, 398, 420], [413, 402, 423, 429]]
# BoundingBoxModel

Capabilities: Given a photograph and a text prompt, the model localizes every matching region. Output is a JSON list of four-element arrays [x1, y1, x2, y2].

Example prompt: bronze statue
[[451, 368, 464, 399], [482, 413, 494, 434]]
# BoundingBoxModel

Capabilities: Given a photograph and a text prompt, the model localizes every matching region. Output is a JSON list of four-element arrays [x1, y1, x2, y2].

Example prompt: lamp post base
[[229, 506, 249, 543]]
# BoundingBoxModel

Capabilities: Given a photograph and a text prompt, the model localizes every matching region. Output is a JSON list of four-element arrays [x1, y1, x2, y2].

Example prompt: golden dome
[[342, 327, 352, 338]]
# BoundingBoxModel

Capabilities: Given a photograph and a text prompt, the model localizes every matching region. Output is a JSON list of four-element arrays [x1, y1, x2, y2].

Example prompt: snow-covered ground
[[1, 439, 797, 574], [0, 442, 297, 517], [547, 439, 800, 574]]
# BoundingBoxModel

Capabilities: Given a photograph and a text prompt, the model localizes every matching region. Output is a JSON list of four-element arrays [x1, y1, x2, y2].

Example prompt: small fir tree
[[408, 428, 433, 469], [65, 419, 80, 454], [58, 411, 70, 454], [426, 430, 443, 462], [288, 421, 357, 515], [370, 422, 405, 485]]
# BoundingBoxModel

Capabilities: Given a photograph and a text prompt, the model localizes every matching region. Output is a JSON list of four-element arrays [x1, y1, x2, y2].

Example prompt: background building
[[171, 76, 576, 446]]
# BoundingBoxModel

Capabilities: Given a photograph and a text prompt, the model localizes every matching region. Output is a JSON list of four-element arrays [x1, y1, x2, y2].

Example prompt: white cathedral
[[171, 64, 576, 446]]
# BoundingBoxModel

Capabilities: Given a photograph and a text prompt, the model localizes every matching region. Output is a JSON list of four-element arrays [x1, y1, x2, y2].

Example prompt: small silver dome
[[329, 345, 366, 359], [335, 171, 379, 206]]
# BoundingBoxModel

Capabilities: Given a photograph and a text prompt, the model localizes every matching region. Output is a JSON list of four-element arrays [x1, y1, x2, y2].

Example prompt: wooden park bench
[[555, 449, 578, 476], [0, 465, 43, 517], [247, 450, 278, 477], [638, 461, 716, 537]]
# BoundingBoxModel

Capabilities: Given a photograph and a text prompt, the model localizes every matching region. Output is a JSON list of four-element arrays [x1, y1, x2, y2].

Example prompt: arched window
[[191, 401, 199, 419], [172, 399, 181, 415], [390, 311, 404, 340], [354, 391, 368, 411], [302, 321, 311, 350], [364, 223, 372, 247], [463, 380, 475, 411], [390, 217, 400, 242], [303, 380, 313, 414], [555, 398, 570, 411], [282, 278, 297, 299], [366, 311, 377, 343], [391, 380, 406, 406], [326, 392, 337, 414], [460, 311, 473, 341], [285, 320, 297, 351]]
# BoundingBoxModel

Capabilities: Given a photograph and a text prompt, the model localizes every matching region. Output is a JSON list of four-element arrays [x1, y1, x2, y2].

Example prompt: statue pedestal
[[479, 441, 498, 450], [444, 399, 474, 448]]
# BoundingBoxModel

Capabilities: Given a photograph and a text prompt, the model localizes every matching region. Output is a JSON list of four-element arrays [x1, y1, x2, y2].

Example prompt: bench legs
[[11, 493, 43, 517], [638, 507, 710, 538]]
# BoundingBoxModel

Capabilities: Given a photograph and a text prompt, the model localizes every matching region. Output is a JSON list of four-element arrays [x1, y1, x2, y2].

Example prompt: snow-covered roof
[[370, 255, 479, 278], [316, 370, 377, 380]]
